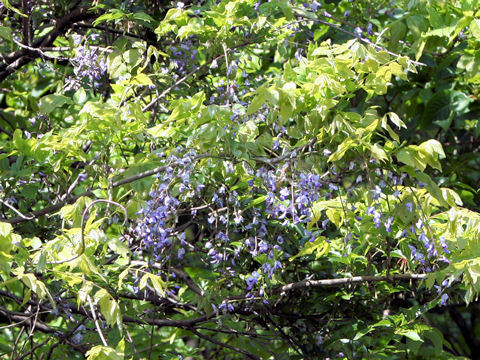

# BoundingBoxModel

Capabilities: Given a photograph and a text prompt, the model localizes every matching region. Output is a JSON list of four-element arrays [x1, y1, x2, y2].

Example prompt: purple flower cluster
[[256, 166, 325, 225], [408, 232, 450, 273], [170, 38, 198, 78], [134, 149, 197, 262], [134, 186, 180, 262], [434, 279, 450, 305], [65, 34, 107, 90], [134, 149, 293, 294], [302, 1, 321, 11]]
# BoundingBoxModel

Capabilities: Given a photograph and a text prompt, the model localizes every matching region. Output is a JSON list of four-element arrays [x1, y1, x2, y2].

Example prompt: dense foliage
[[1, 0, 480, 358]]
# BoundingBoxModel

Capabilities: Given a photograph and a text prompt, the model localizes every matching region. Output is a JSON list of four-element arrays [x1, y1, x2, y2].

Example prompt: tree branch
[[0, 7, 94, 83], [15, 338, 50, 360], [0, 306, 54, 334], [275, 273, 427, 293]]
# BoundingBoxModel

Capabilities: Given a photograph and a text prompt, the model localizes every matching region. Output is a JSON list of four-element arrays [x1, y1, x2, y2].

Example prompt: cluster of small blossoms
[[254, 165, 326, 226], [434, 278, 451, 306], [134, 149, 197, 263], [408, 226, 450, 273], [71, 325, 86, 345], [302, 1, 321, 12], [134, 152, 291, 297], [65, 34, 107, 90], [169, 37, 198, 79], [208, 62, 256, 106], [205, 185, 278, 264], [358, 169, 451, 271], [209, 78, 239, 105], [361, 170, 406, 232]]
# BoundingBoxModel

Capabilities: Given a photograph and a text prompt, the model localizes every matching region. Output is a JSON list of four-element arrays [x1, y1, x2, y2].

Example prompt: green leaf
[[470, 18, 480, 39], [86, 345, 124, 360], [238, 120, 259, 142], [78, 281, 94, 308], [328, 139, 356, 162], [108, 53, 127, 78], [424, 328, 443, 354], [0, 26, 13, 41], [326, 208, 343, 228], [421, 90, 471, 130], [397, 146, 427, 171], [132, 11, 155, 24], [95, 289, 122, 328], [418, 139, 445, 170], [138, 274, 149, 290], [414, 172, 449, 207], [247, 86, 268, 115], [278, 82, 296, 120], [108, 238, 131, 258], [406, 15, 428, 39], [148, 274, 166, 296], [387, 112, 406, 128], [309, 199, 342, 226], [1, 0, 27, 17], [389, 21, 407, 53], [130, 73, 153, 86], [403, 330, 422, 342], [370, 143, 388, 161], [39, 95, 70, 114], [0, 223, 13, 249], [93, 10, 125, 26], [289, 237, 330, 261]]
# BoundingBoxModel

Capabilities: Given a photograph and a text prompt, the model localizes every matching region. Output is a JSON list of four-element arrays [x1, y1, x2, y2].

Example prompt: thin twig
[[0, 125, 12, 137], [142, 64, 205, 112], [15, 338, 50, 360], [0, 199, 34, 220], [87, 295, 108, 347], [123, 314, 211, 328], [142, 38, 257, 112], [61, 155, 100, 201], [28, 304, 41, 337], [12, 38, 70, 61], [0, 306, 54, 334]]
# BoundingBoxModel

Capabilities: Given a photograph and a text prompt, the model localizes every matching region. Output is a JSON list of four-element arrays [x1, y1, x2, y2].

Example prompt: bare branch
[[0, 125, 12, 138], [88, 295, 108, 347], [15, 338, 50, 360], [0, 199, 34, 220], [12, 38, 69, 62], [0, 306, 55, 334], [275, 273, 428, 293]]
